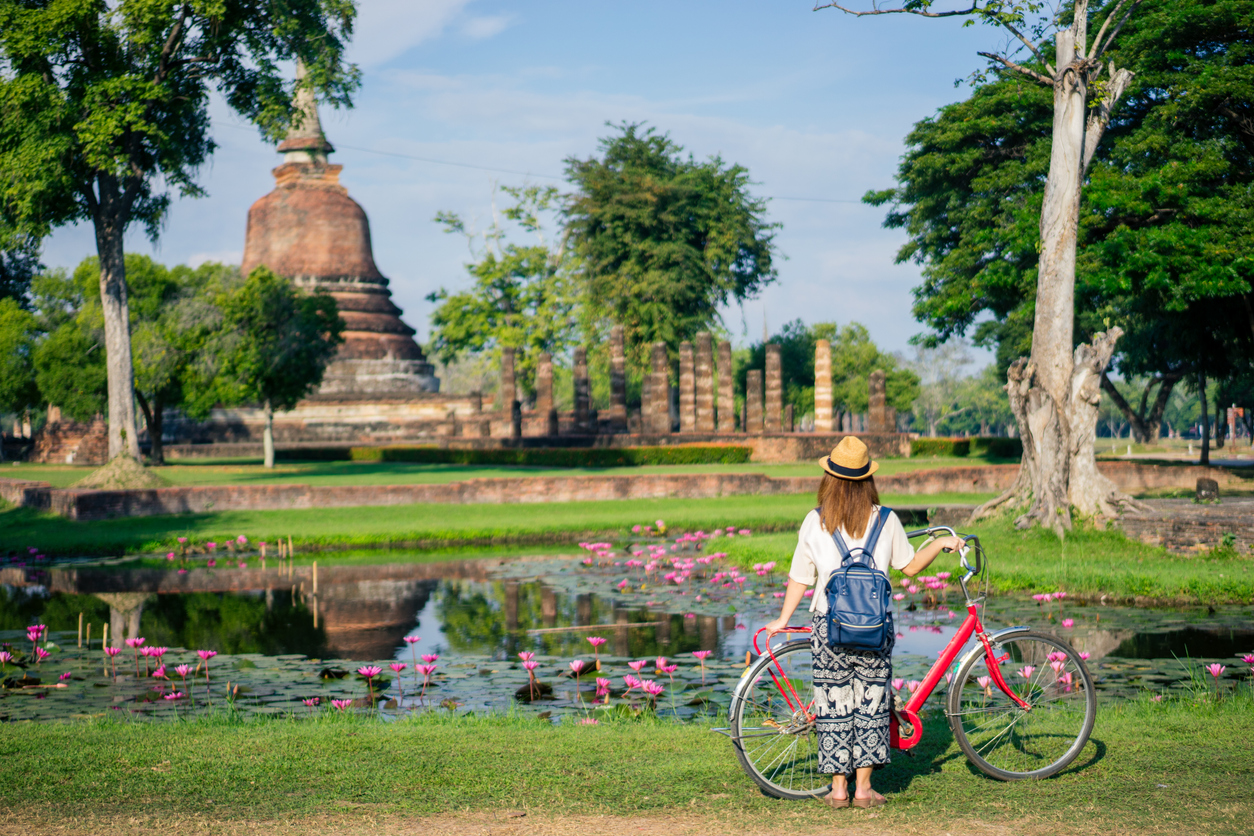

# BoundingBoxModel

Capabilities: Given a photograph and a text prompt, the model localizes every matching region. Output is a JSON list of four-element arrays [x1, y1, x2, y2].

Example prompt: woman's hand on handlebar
[[762, 617, 790, 636], [936, 535, 965, 554]]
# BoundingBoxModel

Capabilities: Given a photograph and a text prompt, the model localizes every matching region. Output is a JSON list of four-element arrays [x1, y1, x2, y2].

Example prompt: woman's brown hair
[[817, 473, 880, 538]]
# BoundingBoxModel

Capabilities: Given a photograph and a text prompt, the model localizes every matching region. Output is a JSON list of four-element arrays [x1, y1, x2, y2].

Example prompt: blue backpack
[[823, 506, 894, 652]]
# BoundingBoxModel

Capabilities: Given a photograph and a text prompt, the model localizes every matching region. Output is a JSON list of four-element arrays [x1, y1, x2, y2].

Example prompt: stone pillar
[[535, 352, 553, 414], [648, 342, 671, 434], [97, 593, 147, 648], [541, 586, 557, 628], [573, 346, 591, 433], [868, 369, 896, 433], [764, 344, 783, 431], [511, 400, 523, 439], [814, 339, 833, 432], [608, 325, 628, 432], [717, 340, 736, 433], [784, 403, 794, 432], [499, 348, 516, 414], [679, 341, 696, 432], [746, 369, 764, 433], [695, 333, 716, 433]]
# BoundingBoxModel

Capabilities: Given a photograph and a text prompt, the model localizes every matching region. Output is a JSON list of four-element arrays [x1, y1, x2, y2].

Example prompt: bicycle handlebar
[[905, 526, 983, 592]]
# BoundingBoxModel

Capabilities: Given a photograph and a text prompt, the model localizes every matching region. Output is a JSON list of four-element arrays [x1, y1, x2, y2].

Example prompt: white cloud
[[462, 14, 514, 40], [349, 0, 474, 66]]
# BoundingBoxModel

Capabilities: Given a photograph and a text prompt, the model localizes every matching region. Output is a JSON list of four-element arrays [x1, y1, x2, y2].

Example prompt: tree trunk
[[93, 194, 140, 461], [1198, 373, 1210, 465], [1100, 373, 1180, 443], [1214, 393, 1226, 449], [263, 398, 275, 469], [134, 391, 165, 465]]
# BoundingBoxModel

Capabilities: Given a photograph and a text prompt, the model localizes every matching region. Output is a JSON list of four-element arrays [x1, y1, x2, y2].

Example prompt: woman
[[762, 436, 962, 809]]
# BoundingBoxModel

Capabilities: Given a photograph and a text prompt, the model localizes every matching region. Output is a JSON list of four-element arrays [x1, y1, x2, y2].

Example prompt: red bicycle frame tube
[[752, 627, 814, 720]]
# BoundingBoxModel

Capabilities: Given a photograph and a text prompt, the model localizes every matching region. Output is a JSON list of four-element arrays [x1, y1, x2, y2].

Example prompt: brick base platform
[[1117, 498, 1254, 554]]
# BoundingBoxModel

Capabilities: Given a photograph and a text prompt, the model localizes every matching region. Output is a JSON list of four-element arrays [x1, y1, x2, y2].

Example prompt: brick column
[[784, 403, 794, 432], [649, 341, 671, 434], [868, 369, 890, 433], [574, 346, 591, 433], [746, 369, 764, 434], [500, 348, 520, 438], [717, 340, 736, 433], [695, 332, 715, 433], [764, 343, 782, 431], [814, 339, 832, 432], [535, 352, 553, 414], [679, 341, 696, 432], [608, 325, 628, 432]]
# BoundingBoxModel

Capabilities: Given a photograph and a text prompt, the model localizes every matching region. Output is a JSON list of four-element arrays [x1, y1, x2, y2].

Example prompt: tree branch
[[1090, 0, 1144, 62], [154, 4, 190, 84], [1099, 372, 1143, 438], [1082, 66, 1133, 176], [814, 0, 980, 18], [997, 18, 1055, 75], [978, 51, 1053, 85]]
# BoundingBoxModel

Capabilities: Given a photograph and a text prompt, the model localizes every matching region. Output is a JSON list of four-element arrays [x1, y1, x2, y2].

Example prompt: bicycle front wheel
[[947, 630, 1096, 780], [728, 639, 829, 800]]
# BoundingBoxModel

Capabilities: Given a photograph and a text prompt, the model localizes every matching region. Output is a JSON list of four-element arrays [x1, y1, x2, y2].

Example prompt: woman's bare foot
[[852, 787, 887, 807]]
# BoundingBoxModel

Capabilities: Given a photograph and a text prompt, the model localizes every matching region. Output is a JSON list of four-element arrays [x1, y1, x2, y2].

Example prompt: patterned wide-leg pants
[[811, 611, 893, 774]]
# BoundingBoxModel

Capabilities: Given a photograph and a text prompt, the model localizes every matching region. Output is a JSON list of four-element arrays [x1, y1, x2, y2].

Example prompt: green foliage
[[427, 186, 577, 396], [213, 267, 343, 413], [346, 445, 754, 466], [868, 0, 1254, 388], [0, 0, 360, 242], [911, 438, 972, 457], [33, 322, 107, 422], [565, 122, 778, 372], [935, 365, 1015, 437], [0, 297, 38, 413], [908, 437, 1021, 458], [0, 230, 40, 304]]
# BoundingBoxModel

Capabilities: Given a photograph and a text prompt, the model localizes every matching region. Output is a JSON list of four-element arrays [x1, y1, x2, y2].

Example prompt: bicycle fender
[[954, 625, 1031, 675]]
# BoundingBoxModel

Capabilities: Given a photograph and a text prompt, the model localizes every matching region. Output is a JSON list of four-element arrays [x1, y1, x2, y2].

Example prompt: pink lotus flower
[[207, 559, 217, 568], [0, 651, 12, 666], [175, 663, 193, 678], [421, 654, 439, 664], [628, 660, 647, 674], [622, 675, 641, 692], [977, 676, 991, 690], [206, 542, 216, 551], [177, 537, 187, 544], [631, 525, 641, 533], [569, 659, 586, 675], [906, 679, 921, 694], [1017, 665, 1037, 680], [1050, 660, 1066, 674], [390, 662, 406, 673], [358, 664, 383, 701], [1047, 651, 1067, 662], [641, 680, 665, 699], [1241, 654, 1254, 665], [518, 651, 535, 661], [1205, 663, 1226, 680], [34, 647, 50, 663], [332, 698, 352, 711], [892, 678, 905, 691], [166, 553, 175, 561], [1062, 618, 1074, 628], [1079, 652, 1091, 661], [150, 647, 167, 659], [522, 660, 539, 672], [164, 691, 184, 701], [415, 663, 438, 697], [944, 672, 952, 685], [579, 717, 599, 725], [404, 636, 420, 645], [692, 650, 711, 661], [936, 571, 950, 580], [596, 677, 611, 697], [152, 665, 167, 679], [237, 561, 247, 569], [587, 636, 606, 651], [236, 535, 247, 545], [104, 647, 122, 657], [59, 671, 71, 681], [303, 697, 320, 708], [892, 593, 905, 601]]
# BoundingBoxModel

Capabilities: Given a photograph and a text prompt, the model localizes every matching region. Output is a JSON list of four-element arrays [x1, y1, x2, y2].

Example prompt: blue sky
[[42, 0, 1004, 365]]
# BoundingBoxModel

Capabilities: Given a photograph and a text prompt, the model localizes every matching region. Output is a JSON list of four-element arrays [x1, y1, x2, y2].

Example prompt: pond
[[2, 545, 1252, 723]]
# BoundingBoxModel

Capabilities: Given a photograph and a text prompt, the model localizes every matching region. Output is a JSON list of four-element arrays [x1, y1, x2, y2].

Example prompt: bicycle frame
[[749, 527, 1031, 752]]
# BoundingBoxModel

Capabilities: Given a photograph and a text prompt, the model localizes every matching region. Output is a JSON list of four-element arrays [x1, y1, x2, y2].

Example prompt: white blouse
[[787, 507, 917, 614]]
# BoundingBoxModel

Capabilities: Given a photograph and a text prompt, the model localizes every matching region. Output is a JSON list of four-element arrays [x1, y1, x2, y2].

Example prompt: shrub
[[910, 437, 1022, 458], [345, 445, 754, 467]]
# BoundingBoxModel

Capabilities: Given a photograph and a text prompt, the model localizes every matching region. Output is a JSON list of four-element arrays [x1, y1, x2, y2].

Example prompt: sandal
[[815, 791, 850, 809], [852, 796, 886, 808]]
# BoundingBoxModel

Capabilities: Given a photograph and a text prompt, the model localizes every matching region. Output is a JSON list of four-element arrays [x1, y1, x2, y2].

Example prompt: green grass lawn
[[721, 518, 1254, 604], [1, 454, 1014, 489], [0, 491, 995, 556], [0, 695, 1249, 834]]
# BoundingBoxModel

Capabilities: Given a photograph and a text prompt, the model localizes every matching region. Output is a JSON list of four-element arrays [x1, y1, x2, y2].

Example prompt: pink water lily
[[1062, 618, 1074, 628], [906, 679, 921, 695], [59, 671, 72, 681], [976, 676, 992, 691], [1017, 665, 1037, 680], [596, 677, 612, 703], [623, 674, 641, 693], [332, 698, 352, 711], [421, 653, 440, 664], [303, 697, 320, 710], [415, 663, 438, 697], [164, 691, 184, 701], [628, 660, 647, 674], [34, 647, 50, 664], [891, 678, 905, 691], [518, 651, 535, 661], [1078, 652, 1090, 661], [103, 646, 122, 680], [1205, 663, 1226, 679], [692, 650, 712, 685]]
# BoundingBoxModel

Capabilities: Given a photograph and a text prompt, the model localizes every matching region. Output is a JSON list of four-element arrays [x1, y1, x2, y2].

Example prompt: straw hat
[[819, 436, 879, 481]]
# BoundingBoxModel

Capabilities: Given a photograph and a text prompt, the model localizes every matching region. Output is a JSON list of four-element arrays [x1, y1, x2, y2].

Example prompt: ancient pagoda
[[240, 65, 439, 397]]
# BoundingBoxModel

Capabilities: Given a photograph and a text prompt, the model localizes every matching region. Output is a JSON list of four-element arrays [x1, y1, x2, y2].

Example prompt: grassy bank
[[721, 518, 1254, 604], [0, 492, 994, 556], [2, 455, 1013, 489], [0, 696, 1250, 834]]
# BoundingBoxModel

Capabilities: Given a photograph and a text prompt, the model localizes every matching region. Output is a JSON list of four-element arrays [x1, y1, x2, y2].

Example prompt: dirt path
[[0, 810, 1174, 836]]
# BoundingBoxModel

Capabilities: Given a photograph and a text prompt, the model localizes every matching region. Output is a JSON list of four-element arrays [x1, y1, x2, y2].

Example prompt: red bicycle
[[721, 526, 1096, 799]]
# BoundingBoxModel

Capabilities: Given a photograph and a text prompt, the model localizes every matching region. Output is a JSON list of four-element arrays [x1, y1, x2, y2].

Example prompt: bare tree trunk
[[1198, 372, 1210, 466], [93, 194, 140, 461], [263, 398, 275, 469], [135, 391, 166, 466]]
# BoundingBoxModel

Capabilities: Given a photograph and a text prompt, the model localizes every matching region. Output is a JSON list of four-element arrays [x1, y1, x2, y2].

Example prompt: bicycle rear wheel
[[728, 639, 829, 800], [947, 630, 1096, 780]]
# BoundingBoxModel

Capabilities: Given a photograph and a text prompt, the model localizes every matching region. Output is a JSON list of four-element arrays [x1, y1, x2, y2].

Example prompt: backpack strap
[[831, 506, 892, 567]]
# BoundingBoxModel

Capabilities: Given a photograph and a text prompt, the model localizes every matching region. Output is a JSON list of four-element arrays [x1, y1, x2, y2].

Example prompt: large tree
[[845, 0, 1253, 528], [822, 0, 1146, 531], [0, 0, 359, 462], [564, 123, 779, 374]]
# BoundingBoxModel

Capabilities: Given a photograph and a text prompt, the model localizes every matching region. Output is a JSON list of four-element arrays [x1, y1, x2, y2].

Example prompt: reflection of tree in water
[[0, 588, 110, 632], [139, 591, 327, 657], [434, 580, 718, 659]]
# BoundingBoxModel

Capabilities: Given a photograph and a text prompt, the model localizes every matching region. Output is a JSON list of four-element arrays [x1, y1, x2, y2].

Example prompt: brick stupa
[[240, 66, 438, 397]]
